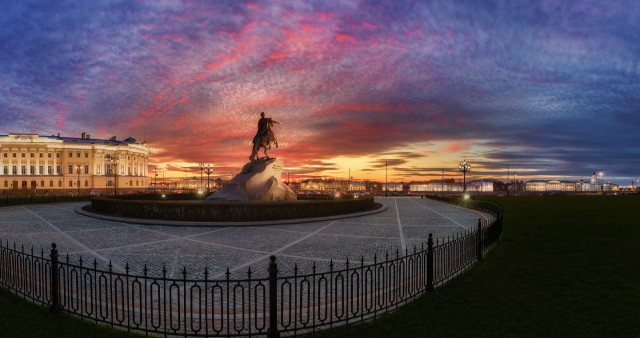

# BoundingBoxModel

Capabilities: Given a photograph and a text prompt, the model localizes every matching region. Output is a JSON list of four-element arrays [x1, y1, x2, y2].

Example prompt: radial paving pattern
[[0, 198, 487, 279]]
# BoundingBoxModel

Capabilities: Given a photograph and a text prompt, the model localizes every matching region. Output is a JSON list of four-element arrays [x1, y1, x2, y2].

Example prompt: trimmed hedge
[[90, 195, 375, 222]]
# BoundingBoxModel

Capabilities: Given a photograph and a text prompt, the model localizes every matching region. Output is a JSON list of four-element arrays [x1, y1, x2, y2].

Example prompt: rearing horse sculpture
[[250, 118, 278, 162]]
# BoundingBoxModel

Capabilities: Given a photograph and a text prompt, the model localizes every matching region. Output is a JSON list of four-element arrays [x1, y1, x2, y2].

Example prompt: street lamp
[[441, 170, 444, 193], [458, 160, 471, 193], [199, 163, 204, 190], [385, 160, 388, 197], [204, 164, 214, 193], [110, 156, 120, 195]]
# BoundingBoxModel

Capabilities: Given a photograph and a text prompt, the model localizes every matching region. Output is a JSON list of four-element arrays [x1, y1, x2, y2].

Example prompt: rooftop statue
[[250, 112, 279, 162]]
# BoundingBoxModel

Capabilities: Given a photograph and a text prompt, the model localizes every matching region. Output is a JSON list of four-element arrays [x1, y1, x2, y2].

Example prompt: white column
[[18, 150, 22, 176], [27, 150, 31, 176], [45, 151, 49, 175], [53, 150, 57, 175], [35, 151, 39, 176], [125, 153, 129, 176], [9, 151, 12, 175], [101, 152, 105, 175]]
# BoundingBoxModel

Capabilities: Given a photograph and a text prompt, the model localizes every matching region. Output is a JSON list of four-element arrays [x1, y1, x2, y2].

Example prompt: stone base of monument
[[205, 158, 296, 202]]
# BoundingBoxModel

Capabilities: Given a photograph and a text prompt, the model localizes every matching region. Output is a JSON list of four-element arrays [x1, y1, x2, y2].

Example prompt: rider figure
[[253, 112, 278, 145]]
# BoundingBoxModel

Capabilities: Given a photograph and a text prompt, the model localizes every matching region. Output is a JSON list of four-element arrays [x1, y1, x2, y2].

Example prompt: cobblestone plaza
[[0, 198, 487, 279]]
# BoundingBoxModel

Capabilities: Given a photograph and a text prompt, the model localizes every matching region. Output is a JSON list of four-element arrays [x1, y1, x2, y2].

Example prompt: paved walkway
[[0, 198, 487, 279]]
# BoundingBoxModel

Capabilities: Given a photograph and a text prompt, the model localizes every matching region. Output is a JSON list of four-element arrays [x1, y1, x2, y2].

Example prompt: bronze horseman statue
[[250, 112, 279, 162]]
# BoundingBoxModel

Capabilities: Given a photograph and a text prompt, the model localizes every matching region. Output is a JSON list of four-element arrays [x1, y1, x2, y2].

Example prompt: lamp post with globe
[[458, 160, 471, 193], [204, 164, 214, 193]]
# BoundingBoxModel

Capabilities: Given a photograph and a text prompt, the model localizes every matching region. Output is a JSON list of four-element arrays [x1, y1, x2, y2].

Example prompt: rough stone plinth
[[205, 158, 297, 202]]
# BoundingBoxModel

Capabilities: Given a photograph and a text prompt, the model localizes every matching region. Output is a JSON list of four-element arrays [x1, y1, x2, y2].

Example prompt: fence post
[[267, 255, 280, 338], [476, 219, 483, 261], [426, 233, 434, 291], [50, 243, 61, 312]]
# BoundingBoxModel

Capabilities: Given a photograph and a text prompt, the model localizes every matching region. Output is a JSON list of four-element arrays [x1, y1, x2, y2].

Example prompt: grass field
[[1, 195, 639, 337]]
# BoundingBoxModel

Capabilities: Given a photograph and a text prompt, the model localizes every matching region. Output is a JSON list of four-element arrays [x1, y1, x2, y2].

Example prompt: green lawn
[[312, 195, 640, 337], [1, 195, 639, 337]]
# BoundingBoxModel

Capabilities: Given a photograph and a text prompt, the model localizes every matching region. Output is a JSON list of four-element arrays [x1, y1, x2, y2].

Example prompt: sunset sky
[[1, 0, 639, 184]]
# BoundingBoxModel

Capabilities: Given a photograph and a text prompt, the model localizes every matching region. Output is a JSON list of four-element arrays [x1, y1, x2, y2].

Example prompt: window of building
[[106, 181, 113, 187], [2, 153, 6, 158], [40, 180, 44, 187], [22, 181, 27, 188], [39, 166, 43, 174], [128, 156, 130, 160], [58, 180, 62, 187], [68, 165, 73, 174], [21, 153, 25, 157], [21, 166, 26, 174], [69, 152, 72, 157], [48, 153, 52, 158], [136, 180, 139, 186], [56, 166, 60, 174], [84, 165, 89, 174], [77, 180, 80, 187], [69, 180, 73, 187], [76, 152, 80, 158], [30, 166, 35, 174], [76, 166, 81, 174], [130, 180, 133, 186], [12, 153, 16, 158], [49, 180, 53, 187], [30, 153, 34, 158], [56, 153, 59, 158], [12, 166, 16, 175], [39, 153, 42, 157], [3, 181, 6, 187], [85, 152, 88, 158], [48, 166, 52, 174], [3, 166, 7, 175], [84, 180, 88, 187]]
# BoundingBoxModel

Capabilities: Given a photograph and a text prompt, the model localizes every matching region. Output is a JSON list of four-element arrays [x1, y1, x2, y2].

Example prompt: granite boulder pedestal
[[205, 158, 297, 202]]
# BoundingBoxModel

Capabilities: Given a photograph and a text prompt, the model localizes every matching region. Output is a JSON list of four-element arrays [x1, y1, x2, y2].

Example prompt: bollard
[[476, 219, 483, 261], [426, 233, 434, 291], [50, 243, 61, 312], [267, 256, 280, 338]]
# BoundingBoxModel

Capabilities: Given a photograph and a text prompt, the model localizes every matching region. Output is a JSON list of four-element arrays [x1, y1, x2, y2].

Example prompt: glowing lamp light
[[463, 193, 470, 200], [161, 194, 166, 198]]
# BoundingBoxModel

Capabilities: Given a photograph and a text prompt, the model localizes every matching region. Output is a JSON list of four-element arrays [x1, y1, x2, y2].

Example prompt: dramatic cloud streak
[[1, 0, 639, 184]]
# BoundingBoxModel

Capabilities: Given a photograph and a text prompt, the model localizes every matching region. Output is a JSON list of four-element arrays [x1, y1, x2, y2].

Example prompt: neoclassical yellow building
[[0, 133, 149, 195]]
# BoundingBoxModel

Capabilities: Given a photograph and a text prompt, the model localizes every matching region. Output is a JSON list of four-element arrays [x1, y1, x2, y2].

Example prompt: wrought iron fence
[[0, 198, 503, 337]]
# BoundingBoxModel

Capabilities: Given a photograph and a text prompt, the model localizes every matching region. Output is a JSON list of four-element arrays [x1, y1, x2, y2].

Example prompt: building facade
[[409, 179, 493, 192], [0, 133, 149, 194]]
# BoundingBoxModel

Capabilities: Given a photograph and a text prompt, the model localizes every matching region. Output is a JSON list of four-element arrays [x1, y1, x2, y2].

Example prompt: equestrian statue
[[250, 112, 279, 162]]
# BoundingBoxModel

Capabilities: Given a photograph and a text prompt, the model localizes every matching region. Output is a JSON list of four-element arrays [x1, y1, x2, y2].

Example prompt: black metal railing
[[0, 198, 503, 336]]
